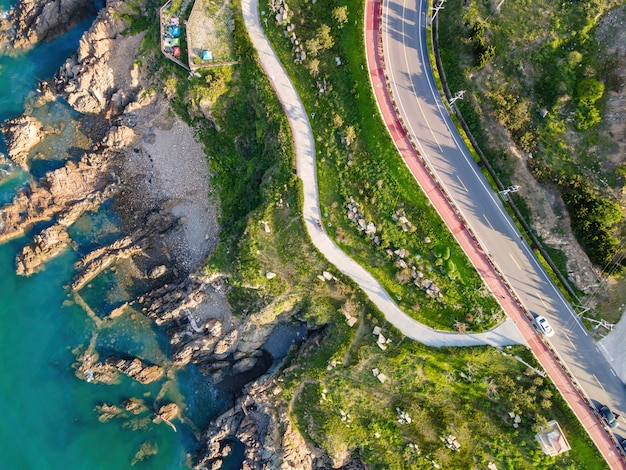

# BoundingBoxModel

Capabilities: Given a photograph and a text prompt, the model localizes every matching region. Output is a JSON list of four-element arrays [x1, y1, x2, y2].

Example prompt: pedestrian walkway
[[240, 0, 525, 347]]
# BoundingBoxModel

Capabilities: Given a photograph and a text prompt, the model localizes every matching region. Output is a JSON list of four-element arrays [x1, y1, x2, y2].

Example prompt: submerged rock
[[95, 398, 148, 423], [123, 398, 149, 415], [131, 441, 158, 466], [95, 403, 125, 423]]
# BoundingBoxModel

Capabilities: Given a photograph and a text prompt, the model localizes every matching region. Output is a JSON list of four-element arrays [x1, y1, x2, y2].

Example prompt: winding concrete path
[[241, 0, 525, 347]]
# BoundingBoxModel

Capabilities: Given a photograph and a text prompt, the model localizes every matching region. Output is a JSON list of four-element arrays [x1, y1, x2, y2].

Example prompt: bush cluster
[[469, 22, 495, 69], [529, 163, 623, 269]]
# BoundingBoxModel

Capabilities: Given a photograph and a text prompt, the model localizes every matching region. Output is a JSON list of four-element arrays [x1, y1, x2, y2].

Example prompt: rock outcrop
[[1, 0, 96, 49], [155, 402, 179, 423], [16, 224, 71, 276], [74, 347, 163, 385], [1, 115, 44, 169], [74, 349, 121, 384], [195, 378, 366, 470], [71, 210, 178, 290], [54, 0, 143, 114], [105, 356, 164, 384], [0, 150, 118, 244]]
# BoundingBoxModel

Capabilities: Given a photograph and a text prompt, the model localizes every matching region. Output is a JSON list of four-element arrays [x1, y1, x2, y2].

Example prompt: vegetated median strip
[[241, 0, 524, 347]]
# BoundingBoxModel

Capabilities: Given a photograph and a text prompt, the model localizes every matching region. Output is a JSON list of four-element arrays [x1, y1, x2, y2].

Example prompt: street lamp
[[448, 90, 465, 106], [431, 0, 446, 22], [498, 185, 520, 201]]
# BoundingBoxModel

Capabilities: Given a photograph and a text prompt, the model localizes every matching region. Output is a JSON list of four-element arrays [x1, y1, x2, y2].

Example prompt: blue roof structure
[[169, 25, 180, 37]]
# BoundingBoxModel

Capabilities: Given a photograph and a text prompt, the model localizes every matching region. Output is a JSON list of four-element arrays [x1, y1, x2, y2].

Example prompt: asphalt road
[[380, 0, 626, 445]]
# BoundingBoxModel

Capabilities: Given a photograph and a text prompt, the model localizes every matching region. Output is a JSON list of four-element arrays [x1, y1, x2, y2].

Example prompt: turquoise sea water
[[0, 5, 226, 468]]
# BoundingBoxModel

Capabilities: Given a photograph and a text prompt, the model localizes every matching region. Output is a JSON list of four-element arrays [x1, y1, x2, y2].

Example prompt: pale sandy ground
[[125, 99, 235, 326]]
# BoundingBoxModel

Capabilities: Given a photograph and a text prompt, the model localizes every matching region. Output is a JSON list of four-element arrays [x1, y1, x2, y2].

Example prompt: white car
[[534, 315, 555, 337]]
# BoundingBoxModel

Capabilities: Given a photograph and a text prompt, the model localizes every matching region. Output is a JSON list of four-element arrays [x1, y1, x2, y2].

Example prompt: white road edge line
[[598, 343, 614, 362]]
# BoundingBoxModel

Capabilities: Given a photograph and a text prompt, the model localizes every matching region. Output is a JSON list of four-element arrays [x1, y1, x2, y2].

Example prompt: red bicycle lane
[[363, 0, 626, 467]]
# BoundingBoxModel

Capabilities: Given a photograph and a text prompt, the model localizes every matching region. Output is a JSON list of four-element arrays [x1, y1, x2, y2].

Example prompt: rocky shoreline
[[0, 0, 97, 51], [0, 1, 337, 468]]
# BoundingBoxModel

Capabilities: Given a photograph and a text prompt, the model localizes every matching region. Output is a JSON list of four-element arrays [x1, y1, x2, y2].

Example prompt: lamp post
[[498, 185, 520, 201], [431, 0, 446, 22], [448, 90, 465, 107]]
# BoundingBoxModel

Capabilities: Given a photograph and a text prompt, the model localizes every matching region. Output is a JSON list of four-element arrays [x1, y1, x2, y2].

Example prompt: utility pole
[[498, 185, 520, 201], [431, 0, 446, 22]]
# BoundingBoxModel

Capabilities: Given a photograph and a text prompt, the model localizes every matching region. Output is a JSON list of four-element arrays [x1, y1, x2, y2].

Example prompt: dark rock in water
[[261, 322, 308, 361]]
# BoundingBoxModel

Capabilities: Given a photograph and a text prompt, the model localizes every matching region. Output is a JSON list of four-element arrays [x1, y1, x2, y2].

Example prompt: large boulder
[[102, 125, 137, 150], [16, 224, 71, 276], [105, 356, 164, 384], [1, 115, 44, 169], [6, 0, 96, 49]]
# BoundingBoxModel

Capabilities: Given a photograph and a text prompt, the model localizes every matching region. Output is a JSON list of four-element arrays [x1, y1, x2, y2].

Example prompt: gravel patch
[[119, 98, 219, 274], [141, 118, 217, 268]]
